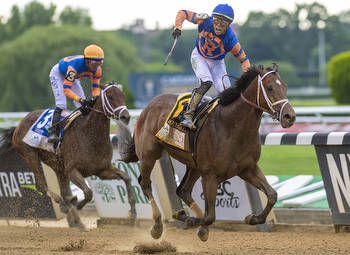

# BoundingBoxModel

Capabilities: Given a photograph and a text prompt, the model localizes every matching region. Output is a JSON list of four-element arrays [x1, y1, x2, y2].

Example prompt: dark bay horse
[[0, 83, 136, 231], [117, 64, 296, 241]]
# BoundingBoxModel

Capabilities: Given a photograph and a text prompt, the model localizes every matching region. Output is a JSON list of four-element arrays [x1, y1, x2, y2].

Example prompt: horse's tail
[[0, 127, 16, 154], [116, 121, 139, 163]]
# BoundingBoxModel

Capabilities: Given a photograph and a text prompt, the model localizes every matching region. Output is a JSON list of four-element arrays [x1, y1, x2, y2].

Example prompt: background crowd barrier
[[261, 132, 350, 231]]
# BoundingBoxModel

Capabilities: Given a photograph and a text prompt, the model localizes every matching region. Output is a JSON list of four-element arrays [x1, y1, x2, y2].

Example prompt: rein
[[240, 70, 289, 120], [90, 84, 128, 119]]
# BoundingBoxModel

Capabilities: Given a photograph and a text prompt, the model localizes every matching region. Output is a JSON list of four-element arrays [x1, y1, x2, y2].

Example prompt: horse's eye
[[108, 95, 113, 100], [267, 86, 273, 92]]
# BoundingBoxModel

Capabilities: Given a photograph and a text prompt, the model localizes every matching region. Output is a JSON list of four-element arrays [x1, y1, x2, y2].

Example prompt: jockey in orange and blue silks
[[47, 44, 104, 143], [172, 4, 251, 130]]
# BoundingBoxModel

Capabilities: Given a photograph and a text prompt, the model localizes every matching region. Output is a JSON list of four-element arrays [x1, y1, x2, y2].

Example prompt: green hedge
[[328, 51, 350, 104]]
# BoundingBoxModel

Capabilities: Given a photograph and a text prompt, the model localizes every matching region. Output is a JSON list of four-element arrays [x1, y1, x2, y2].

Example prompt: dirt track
[[0, 219, 349, 255]]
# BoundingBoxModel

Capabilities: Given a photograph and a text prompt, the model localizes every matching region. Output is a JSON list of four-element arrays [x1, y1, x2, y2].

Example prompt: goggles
[[88, 59, 104, 66], [212, 16, 230, 27]]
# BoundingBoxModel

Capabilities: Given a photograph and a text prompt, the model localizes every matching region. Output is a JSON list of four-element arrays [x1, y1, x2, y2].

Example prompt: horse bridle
[[90, 84, 128, 119], [240, 70, 289, 121]]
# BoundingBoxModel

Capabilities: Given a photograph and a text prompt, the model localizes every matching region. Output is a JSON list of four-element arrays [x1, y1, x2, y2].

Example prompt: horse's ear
[[99, 84, 106, 90], [272, 63, 279, 72]]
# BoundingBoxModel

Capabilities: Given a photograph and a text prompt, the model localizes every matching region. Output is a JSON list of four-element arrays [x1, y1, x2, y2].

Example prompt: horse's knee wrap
[[195, 81, 213, 96]]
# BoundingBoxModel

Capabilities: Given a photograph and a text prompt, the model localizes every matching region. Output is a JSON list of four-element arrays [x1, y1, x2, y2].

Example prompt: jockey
[[172, 4, 251, 130], [47, 44, 104, 143]]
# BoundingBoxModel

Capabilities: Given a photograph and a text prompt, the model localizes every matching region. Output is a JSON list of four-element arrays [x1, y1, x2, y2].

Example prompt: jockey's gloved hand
[[80, 106, 90, 116], [88, 97, 98, 107], [172, 28, 181, 39], [79, 98, 89, 108]]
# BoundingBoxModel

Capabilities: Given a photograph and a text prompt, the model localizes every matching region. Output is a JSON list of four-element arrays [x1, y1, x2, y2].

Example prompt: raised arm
[[173, 10, 209, 38], [230, 42, 250, 72]]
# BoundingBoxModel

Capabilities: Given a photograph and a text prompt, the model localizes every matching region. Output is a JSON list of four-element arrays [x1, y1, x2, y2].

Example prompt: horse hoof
[[150, 224, 163, 239], [197, 226, 209, 242], [172, 209, 187, 221], [245, 214, 259, 225], [127, 210, 137, 225]]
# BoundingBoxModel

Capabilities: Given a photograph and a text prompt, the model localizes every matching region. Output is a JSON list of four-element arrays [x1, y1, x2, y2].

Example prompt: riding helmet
[[212, 4, 234, 23], [84, 44, 104, 60]]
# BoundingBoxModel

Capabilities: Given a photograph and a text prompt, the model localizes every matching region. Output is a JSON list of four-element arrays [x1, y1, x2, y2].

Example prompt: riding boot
[[48, 107, 62, 143], [180, 92, 203, 130]]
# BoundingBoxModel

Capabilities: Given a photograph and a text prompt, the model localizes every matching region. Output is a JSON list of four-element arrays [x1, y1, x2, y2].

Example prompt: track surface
[[0, 220, 348, 255]]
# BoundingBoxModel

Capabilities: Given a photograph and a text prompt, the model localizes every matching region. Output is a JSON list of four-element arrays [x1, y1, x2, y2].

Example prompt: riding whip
[[163, 37, 178, 65]]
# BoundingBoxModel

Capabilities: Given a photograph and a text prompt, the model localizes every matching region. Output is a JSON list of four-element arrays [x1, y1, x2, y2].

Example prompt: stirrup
[[180, 118, 196, 130]]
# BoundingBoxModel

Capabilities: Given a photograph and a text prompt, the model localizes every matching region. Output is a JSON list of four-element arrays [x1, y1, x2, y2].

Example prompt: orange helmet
[[84, 44, 104, 60]]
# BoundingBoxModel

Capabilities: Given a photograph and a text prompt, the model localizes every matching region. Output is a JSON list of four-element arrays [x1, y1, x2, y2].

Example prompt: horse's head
[[96, 82, 130, 125], [237, 64, 295, 128], [253, 64, 295, 128]]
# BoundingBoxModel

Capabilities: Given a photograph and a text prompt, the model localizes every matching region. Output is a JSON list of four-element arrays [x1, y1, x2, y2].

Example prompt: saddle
[[156, 93, 219, 154], [22, 108, 82, 153]]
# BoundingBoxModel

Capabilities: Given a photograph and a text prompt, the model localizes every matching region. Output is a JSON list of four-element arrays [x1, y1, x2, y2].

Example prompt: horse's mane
[[218, 65, 261, 106]]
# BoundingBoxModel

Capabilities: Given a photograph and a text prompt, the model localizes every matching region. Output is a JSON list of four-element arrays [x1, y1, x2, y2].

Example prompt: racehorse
[[0, 82, 136, 231], [117, 64, 296, 241]]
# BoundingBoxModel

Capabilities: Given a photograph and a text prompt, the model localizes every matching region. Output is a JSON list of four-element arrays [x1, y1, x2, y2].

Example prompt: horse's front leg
[[70, 169, 93, 210], [56, 170, 87, 232], [173, 166, 204, 227], [98, 165, 137, 223], [197, 174, 219, 242], [239, 164, 277, 225]]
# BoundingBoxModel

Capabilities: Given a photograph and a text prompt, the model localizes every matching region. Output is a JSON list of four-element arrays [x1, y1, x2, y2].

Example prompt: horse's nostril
[[283, 114, 290, 120]]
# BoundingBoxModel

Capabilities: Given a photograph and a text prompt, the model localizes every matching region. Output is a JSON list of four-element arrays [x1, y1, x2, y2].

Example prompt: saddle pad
[[156, 93, 191, 151], [22, 108, 81, 153], [22, 108, 56, 152]]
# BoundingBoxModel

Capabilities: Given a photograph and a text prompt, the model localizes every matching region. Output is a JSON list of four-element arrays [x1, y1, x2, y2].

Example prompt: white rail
[[1, 106, 350, 128]]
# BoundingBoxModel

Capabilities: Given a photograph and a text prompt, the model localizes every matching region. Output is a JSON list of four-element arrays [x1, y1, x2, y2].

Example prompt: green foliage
[[257, 61, 301, 87], [327, 51, 350, 104], [59, 7, 92, 26], [23, 1, 56, 29], [0, 25, 144, 111]]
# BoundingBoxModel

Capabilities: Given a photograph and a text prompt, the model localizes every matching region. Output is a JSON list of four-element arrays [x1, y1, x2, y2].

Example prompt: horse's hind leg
[[174, 167, 204, 226], [139, 158, 163, 239], [239, 164, 277, 225], [97, 165, 137, 224]]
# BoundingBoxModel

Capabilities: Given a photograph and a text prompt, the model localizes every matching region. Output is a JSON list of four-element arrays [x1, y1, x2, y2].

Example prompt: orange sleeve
[[174, 10, 197, 30], [63, 88, 80, 101], [63, 66, 80, 101], [91, 66, 101, 97], [230, 42, 251, 72]]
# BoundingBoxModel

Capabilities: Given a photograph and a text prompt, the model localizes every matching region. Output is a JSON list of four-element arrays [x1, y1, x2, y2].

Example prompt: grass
[[290, 97, 337, 107], [258, 97, 335, 177], [259, 145, 321, 176]]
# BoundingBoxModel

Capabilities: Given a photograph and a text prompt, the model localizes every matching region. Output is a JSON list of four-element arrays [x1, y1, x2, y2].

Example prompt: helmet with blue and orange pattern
[[84, 44, 104, 60], [212, 4, 234, 23]]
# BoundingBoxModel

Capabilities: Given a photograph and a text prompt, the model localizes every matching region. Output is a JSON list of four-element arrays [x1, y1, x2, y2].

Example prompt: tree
[[59, 7, 92, 26], [6, 5, 22, 40], [22, 1, 56, 29]]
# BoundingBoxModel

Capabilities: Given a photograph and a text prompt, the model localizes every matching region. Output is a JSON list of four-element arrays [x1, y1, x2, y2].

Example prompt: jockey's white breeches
[[190, 48, 231, 93]]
